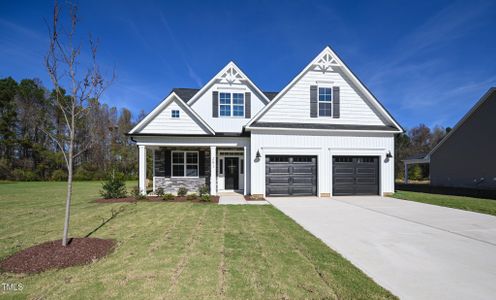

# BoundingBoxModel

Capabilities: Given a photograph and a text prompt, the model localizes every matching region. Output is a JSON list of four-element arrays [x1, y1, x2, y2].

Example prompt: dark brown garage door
[[266, 155, 317, 196], [333, 156, 379, 196]]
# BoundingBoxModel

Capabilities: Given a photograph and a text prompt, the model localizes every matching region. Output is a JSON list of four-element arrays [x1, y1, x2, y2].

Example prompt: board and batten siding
[[191, 83, 266, 133], [258, 68, 387, 125], [139, 99, 208, 134], [250, 130, 395, 196]]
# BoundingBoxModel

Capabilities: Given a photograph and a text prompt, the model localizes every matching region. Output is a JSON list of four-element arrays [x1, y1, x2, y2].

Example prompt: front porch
[[137, 137, 250, 196]]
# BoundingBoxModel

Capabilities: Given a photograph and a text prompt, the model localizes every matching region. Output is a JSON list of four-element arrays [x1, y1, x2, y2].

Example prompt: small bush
[[200, 194, 211, 202], [163, 193, 175, 201], [187, 193, 198, 200], [198, 184, 209, 196], [131, 185, 147, 200], [177, 186, 188, 196], [12, 169, 39, 181], [100, 173, 127, 199], [51, 169, 67, 181], [156, 187, 165, 197]]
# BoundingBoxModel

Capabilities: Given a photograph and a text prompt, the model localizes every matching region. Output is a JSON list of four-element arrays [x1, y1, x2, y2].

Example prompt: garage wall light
[[256, 150, 261, 159], [386, 151, 393, 158]]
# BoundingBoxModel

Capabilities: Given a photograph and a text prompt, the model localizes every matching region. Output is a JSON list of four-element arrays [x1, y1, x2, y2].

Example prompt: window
[[172, 151, 198, 177], [219, 92, 244, 117], [240, 159, 244, 174], [171, 110, 180, 118], [219, 159, 224, 175], [318, 87, 332, 117]]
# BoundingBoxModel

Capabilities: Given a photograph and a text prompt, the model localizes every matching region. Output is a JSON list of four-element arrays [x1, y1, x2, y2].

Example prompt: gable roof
[[128, 92, 215, 135], [245, 46, 403, 132], [186, 61, 272, 106], [172, 87, 279, 103], [427, 87, 496, 157]]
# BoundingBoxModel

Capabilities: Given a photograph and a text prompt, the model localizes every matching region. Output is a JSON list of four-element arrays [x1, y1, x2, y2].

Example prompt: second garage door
[[266, 155, 317, 196], [333, 156, 379, 196]]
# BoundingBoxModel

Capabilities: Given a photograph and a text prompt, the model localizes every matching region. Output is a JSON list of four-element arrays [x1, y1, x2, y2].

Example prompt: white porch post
[[139, 145, 147, 195], [210, 146, 217, 195], [404, 162, 409, 184], [243, 146, 247, 195]]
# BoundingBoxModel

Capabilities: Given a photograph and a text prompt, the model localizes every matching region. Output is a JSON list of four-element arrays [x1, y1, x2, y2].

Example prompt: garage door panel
[[333, 156, 379, 196], [266, 156, 317, 196]]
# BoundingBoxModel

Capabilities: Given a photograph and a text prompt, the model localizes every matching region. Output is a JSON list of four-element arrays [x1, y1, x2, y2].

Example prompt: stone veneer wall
[[154, 177, 207, 194]]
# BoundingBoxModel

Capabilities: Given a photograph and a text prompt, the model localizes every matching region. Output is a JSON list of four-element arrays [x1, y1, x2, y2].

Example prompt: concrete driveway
[[268, 196, 496, 300]]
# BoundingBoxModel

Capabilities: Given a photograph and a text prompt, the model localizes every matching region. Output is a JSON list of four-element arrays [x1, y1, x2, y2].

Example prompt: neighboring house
[[128, 46, 403, 197], [404, 88, 496, 190]]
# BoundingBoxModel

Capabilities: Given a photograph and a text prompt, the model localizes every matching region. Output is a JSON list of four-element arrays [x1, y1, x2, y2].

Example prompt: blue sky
[[1, 0, 495, 129]]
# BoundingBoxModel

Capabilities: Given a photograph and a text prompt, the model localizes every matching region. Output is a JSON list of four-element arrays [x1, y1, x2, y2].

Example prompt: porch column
[[139, 145, 147, 195], [404, 162, 409, 184], [210, 146, 217, 195], [243, 146, 247, 195]]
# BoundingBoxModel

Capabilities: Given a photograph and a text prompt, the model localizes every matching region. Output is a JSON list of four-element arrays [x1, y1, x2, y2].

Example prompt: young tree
[[43, 1, 113, 246]]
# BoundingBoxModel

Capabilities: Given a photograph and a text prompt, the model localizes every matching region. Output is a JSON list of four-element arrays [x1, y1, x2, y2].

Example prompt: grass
[[0, 181, 395, 299], [392, 190, 496, 216]]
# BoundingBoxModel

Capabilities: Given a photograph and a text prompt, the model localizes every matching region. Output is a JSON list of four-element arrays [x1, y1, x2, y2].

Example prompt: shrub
[[156, 187, 165, 197], [51, 169, 67, 181], [100, 173, 127, 199], [131, 185, 147, 200], [163, 193, 175, 201], [200, 194, 211, 202], [11, 169, 39, 181], [177, 186, 188, 196], [0, 159, 11, 180], [198, 184, 209, 196], [187, 193, 198, 200]]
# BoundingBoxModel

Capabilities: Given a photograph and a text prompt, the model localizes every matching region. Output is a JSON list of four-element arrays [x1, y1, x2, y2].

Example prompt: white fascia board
[[186, 61, 270, 106], [246, 126, 401, 134], [128, 92, 215, 135], [246, 46, 403, 132]]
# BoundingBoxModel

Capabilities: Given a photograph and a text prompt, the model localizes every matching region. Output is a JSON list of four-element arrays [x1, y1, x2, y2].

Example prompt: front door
[[225, 157, 239, 190]]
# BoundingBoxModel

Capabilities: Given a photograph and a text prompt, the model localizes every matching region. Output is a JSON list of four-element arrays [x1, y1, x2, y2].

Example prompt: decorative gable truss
[[128, 93, 214, 135], [246, 46, 403, 132]]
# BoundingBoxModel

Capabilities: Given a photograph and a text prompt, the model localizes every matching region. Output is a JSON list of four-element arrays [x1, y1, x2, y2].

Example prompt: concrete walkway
[[268, 196, 496, 300]]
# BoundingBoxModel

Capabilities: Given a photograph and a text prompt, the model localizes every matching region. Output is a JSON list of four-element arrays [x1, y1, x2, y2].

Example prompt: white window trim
[[219, 92, 245, 118], [171, 109, 180, 119], [318, 85, 333, 118], [171, 151, 199, 178]]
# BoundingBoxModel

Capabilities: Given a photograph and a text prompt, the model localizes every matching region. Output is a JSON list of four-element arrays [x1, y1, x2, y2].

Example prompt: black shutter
[[199, 150, 205, 176], [245, 92, 251, 118], [310, 85, 318, 118], [154, 150, 165, 176], [333, 86, 340, 118], [212, 91, 219, 118], [164, 149, 171, 177]]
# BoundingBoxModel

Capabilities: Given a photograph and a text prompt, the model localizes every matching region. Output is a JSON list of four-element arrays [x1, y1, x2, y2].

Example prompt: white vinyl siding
[[139, 99, 208, 134], [258, 69, 386, 125], [250, 130, 395, 196]]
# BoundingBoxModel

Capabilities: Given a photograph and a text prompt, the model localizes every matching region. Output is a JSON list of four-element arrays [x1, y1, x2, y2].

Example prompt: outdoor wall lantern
[[386, 151, 393, 158], [256, 150, 261, 159]]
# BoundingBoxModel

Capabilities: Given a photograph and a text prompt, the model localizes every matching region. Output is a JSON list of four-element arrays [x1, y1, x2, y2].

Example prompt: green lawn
[[0, 181, 395, 299], [392, 190, 496, 216]]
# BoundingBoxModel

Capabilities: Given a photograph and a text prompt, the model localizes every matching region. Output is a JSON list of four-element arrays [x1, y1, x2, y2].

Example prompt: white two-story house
[[128, 46, 403, 197]]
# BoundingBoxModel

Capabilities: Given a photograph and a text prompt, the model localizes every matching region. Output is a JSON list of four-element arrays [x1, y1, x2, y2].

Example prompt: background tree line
[[395, 124, 451, 181], [0, 76, 144, 181]]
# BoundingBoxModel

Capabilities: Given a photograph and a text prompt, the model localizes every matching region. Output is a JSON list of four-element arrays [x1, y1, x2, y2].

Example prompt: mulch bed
[[94, 195, 220, 204], [244, 195, 266, 201], [0, 238, 116, 274]]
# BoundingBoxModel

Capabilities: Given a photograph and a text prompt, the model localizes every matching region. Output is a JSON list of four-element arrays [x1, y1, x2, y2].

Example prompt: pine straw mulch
[[94, 195, 220, 204], [0, 238, 116, 274]]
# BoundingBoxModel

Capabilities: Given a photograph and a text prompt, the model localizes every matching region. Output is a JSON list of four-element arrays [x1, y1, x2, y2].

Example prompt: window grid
[[171, 110, 180, 118], [219, 92, 244, 117], [172, 151, 199, 177], [318, 87, 332, 117]]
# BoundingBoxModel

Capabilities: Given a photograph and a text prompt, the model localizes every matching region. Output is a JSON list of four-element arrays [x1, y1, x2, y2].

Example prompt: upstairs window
[[171, 110, 180, 118], [219, 92, 244, 117], [318, 87, 332, 117]]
